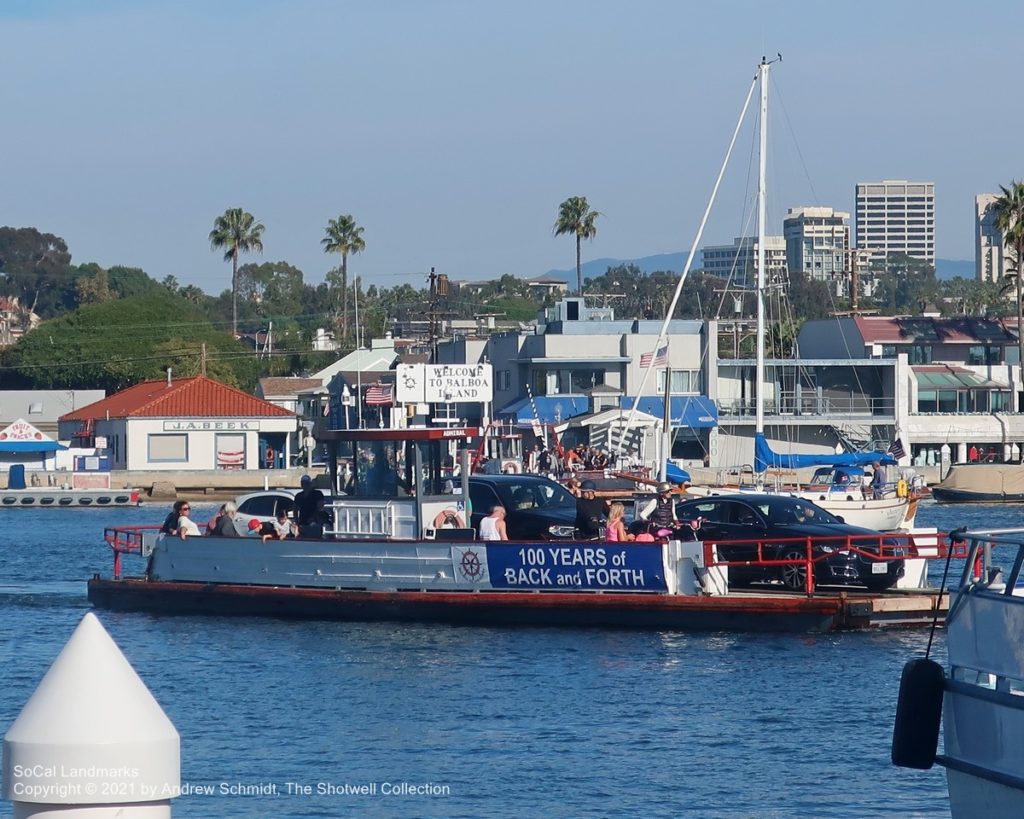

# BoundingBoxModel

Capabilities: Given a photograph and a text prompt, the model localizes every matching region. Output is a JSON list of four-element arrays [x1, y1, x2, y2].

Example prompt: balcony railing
[[718, 393, 895, 418]]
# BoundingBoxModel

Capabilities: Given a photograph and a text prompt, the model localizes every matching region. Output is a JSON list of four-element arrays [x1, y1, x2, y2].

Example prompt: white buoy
[[2, 612, 180, 818]]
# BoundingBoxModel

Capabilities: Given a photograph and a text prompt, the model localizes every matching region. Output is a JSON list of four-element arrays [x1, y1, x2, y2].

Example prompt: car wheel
[[779, 546, 810, 592]]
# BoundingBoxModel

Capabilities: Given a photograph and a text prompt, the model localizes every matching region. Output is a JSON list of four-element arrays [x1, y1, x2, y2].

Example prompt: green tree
[[4, 293, 258, 391], [0, 227, 74, 316], [321, 214, 365, 342], [554, 196, 600, 294], [209, 208, 266, 338], [991, 181, 1024, 370]]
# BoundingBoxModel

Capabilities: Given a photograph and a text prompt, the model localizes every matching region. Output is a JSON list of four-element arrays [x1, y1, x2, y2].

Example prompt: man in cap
[[574, 480, 608, 539], [295, 474, 326, 538]]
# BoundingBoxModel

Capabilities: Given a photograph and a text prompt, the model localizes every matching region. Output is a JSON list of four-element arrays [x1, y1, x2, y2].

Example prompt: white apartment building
[[701, 236, 787, 287], [783, 207, 850, 281], [855, 180, 935, 267], [976, 193, 1011, 282]]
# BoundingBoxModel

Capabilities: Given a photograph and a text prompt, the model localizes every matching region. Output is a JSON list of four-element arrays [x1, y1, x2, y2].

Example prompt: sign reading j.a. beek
[[397, 364, 493, 404]]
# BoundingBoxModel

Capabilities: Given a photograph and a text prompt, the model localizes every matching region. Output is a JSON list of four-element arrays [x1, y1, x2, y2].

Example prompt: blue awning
[[619, 395, 718, 428], [0, 441, 67, 452], [497, 397, 590, 424]]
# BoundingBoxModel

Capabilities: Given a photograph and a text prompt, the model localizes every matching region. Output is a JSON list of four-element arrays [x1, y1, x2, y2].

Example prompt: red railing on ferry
[[699, 532, 960, 596], [104, 526, 160, 579]]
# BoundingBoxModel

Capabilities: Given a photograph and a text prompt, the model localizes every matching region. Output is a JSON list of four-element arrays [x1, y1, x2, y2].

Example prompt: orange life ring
[[432, 508, 465, 529], [501, 460, 522, 474]]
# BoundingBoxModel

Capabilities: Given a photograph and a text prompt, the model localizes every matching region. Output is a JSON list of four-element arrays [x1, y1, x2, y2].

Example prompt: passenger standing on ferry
[[176, 503, 201, 539], [295, 474, 326, 538], [638, 482, 679, 530], [160, 500, 185, 535], [574, 481, 607, 539], [479, 505, 508, 541]]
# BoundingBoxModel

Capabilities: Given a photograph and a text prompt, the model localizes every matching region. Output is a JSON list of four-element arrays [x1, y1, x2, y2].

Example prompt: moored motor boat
[[0, 489, 140, 508], [892, 527, 1024, 815]]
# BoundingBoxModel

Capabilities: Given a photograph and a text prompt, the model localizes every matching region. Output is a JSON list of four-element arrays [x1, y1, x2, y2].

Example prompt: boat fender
[[896, 479, 909, 498], [432, 509, 465, 529], [891, 658, 944, 769], [846, 495, 854, 502]]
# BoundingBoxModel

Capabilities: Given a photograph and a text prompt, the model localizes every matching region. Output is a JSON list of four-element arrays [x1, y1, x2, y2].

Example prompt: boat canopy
[[665, 462, 691, 484], [754, 433, 894, 472]]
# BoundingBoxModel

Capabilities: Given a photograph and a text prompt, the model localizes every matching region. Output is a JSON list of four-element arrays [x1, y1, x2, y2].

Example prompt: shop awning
[[0, 441, 67, 452], [619, 395, 719, 428], [497, 397, 590, 424]]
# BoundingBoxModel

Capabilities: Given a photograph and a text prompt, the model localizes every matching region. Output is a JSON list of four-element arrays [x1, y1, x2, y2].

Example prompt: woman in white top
[[177, 504, 201, 539], [479, 505, 508, 541]]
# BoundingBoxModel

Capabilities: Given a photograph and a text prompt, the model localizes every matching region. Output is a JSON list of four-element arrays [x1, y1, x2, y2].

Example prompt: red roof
[[853, 315, 1016, 345], [60, 376, 296, 421]]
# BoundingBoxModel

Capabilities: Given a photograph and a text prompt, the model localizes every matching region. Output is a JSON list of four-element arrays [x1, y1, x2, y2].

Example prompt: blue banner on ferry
[[486, 544, 666, 592]]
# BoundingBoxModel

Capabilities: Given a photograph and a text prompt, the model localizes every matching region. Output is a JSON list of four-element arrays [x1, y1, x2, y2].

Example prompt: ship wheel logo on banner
[[451, 545, 489, 584], [460, 549, 483, 580]]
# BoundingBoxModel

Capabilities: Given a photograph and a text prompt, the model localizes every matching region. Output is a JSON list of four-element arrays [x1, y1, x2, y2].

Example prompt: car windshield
[[758, 497, 842, 526], [495, 480, 575, 512]]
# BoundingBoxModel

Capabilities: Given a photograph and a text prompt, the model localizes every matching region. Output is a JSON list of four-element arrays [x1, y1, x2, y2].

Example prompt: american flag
[[364, 384, 393, 406], [888, 437, 907, 460], [322, 399, 331, 417], [640, 343, 669, 368]]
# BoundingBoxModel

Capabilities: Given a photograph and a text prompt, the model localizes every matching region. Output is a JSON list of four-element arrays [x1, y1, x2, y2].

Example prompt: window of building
[[148, 434, 188, 463], [496, 370, 511, 391], [968, 346, 1003, 365], [657, 369, 701, 394], [908, 345, 932, 364]]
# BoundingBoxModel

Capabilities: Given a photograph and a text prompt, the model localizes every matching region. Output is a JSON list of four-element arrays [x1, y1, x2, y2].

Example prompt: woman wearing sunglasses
[[177, 503, 201, 539]]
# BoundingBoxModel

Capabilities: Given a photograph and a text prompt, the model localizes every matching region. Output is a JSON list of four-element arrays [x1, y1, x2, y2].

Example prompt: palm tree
[[991, 182, 1024, 380], [322, 215, 365, 341], [209, 208, 265, 337], [554, 196, 600, 295]]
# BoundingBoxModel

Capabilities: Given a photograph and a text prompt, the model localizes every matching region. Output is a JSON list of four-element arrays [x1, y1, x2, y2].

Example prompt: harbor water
[[0, 502, 1015, 818]]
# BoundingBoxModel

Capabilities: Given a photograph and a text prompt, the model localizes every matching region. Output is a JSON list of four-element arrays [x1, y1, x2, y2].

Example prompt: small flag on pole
[[364, 384, 394, 406], [322, 400, 331, 417], [888, 437, 906, 460], [640, 343, 669, 368]]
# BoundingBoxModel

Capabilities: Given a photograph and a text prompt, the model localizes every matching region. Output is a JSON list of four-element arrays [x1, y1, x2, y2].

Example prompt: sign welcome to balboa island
[[397, 363, 493, 404]]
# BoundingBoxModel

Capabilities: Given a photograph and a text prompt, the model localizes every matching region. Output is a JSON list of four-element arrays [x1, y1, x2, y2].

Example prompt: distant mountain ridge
[[543, 252, 973, 282]]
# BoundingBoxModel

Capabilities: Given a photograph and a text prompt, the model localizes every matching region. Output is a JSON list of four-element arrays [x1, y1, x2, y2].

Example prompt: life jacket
[[651, 496, 676, 527]]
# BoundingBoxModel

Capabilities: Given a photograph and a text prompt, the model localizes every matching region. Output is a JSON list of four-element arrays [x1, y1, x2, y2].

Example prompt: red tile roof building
[[58, 376, 297, 472]]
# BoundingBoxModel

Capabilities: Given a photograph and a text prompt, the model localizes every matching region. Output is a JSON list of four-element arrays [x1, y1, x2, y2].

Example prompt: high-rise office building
[[976, 193, 1011, 282], [701, 236, 787, 287], [783, 207, 850, 280], [855, 180, 935, 267]]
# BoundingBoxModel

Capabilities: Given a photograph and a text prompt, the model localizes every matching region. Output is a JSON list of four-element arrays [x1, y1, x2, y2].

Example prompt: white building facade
[[783, 207, 850, 281], [701, 236, 787, 287], [976, 193, 1011, 282], [855, 180, 936, 267]]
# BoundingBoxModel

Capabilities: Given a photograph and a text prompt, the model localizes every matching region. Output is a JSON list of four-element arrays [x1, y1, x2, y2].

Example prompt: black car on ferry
[[674, 494, 906, 592], [468, 475, 577, 540]]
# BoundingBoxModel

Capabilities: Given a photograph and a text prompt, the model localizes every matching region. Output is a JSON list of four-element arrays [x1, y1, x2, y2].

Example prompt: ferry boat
[[88, 426, 952, 633], [892, 528, 1024, 816]]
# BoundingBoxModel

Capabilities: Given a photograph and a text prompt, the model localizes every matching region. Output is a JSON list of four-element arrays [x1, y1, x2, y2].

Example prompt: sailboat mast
[[755, 58, 769, 442]]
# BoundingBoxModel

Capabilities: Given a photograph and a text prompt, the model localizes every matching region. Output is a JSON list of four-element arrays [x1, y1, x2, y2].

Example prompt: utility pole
[[426, 267, 449, 362], [200, 343, 207, 376], [428, 267, 438, 362]]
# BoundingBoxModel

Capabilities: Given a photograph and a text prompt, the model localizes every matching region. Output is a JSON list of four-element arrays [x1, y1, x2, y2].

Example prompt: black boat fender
[[891, 658, 944, 769]]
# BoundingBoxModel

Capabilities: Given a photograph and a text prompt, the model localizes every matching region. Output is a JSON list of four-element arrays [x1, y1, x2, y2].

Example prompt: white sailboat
[[620, 56, 913, 530]]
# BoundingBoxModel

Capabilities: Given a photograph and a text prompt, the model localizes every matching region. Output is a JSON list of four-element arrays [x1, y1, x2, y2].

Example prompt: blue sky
[[1, 1, 1020, 294]]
